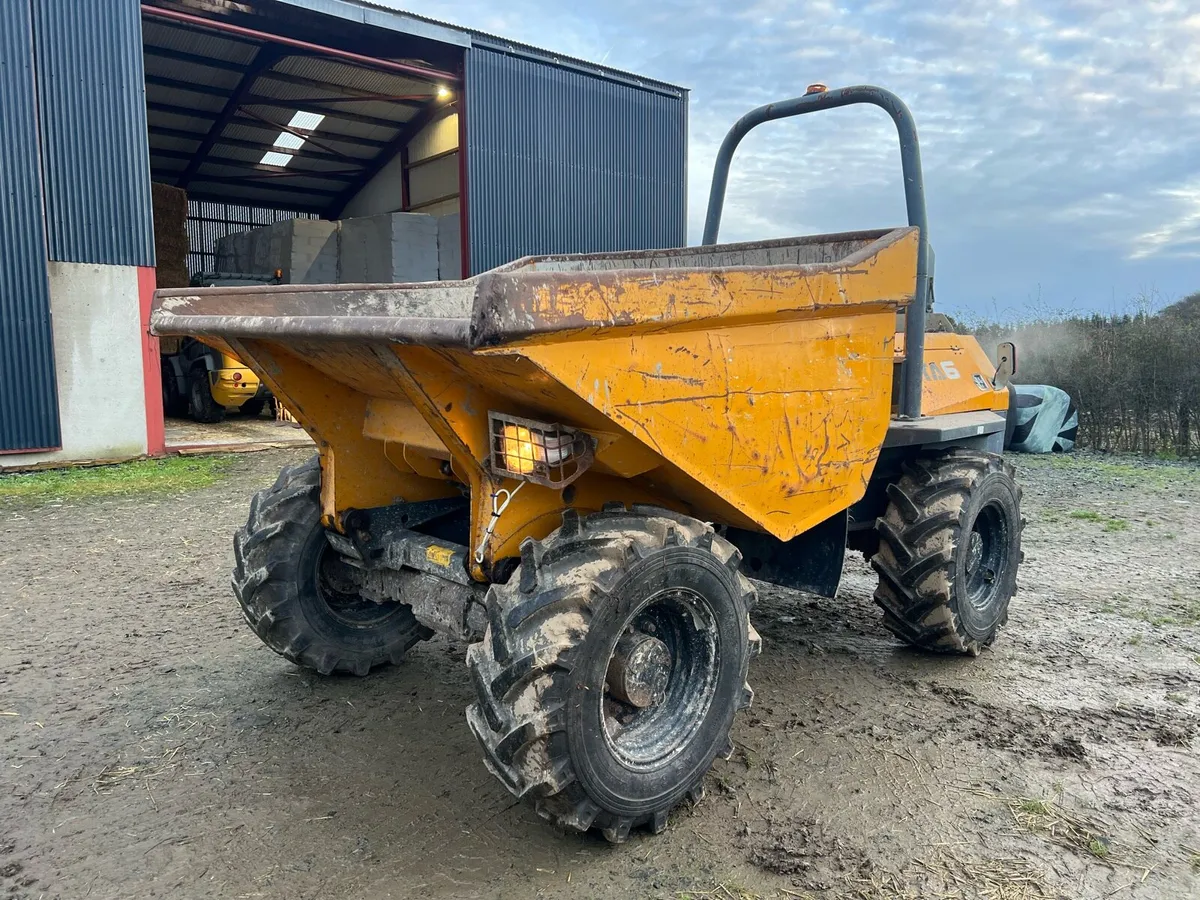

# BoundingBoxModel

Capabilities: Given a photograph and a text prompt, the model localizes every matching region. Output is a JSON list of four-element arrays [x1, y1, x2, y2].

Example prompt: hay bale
[[152, 182, 190, 289]]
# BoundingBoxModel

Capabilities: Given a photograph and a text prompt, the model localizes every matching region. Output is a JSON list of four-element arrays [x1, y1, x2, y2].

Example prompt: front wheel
[[232, 457, 431, 675], [871, 449, 1022, 654], [467, 505, 759, 843]]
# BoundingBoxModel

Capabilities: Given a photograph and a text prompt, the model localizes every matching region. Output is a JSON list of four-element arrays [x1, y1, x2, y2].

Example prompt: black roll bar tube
[[700, 84, 931, 419]]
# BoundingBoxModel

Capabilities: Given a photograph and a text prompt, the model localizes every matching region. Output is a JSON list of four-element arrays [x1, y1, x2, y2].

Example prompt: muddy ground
[[2, 450, 1198, 899]]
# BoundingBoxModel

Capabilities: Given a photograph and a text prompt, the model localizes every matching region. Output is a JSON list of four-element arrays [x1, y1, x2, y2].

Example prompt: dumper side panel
[[520, 313, 897, 541]]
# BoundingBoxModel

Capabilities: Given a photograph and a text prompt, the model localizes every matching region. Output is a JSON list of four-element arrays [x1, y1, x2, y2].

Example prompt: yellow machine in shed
[[152, 85, 1023, 844]]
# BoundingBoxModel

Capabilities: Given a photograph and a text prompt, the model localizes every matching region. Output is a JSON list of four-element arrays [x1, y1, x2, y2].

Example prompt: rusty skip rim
[[149, 226, 916, 348], [150, 313, 472, 346]]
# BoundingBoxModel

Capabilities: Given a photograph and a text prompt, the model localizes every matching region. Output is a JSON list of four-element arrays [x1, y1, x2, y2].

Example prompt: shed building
[[0, 0, 687, 467]]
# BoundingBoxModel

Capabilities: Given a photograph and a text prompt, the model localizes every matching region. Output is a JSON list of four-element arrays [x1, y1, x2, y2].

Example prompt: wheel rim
[[964, 500, 1010, 612], [600, 587, 719, 771], [307, 530, 400, 629]]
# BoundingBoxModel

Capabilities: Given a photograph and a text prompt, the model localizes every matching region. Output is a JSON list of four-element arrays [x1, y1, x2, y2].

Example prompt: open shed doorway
[[140, 0, 466, 449]]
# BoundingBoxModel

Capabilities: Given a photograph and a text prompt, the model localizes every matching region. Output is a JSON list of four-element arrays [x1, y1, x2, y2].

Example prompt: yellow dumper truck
[[151, 86, 1022, 843]]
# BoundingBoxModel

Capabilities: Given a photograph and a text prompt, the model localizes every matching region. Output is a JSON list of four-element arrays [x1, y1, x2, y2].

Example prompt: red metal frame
[[138, 267, 166, 457], [141, 4, 460, 84]]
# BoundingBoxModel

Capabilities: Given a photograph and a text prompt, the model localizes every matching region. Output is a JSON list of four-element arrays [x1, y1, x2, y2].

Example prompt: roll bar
[[701, 85, 931, 419]]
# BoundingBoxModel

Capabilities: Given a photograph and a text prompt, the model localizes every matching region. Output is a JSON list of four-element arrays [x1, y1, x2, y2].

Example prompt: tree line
[[968, 292, 1200, 456]]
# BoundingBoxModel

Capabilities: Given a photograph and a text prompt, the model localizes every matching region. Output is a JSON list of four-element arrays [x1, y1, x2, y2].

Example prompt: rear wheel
[[187, 364, 225, 424], [871, 449, 1022, 654], [232, 457, 431, 675], [467, 505, 759, 843], [162, 363, 187, 417]]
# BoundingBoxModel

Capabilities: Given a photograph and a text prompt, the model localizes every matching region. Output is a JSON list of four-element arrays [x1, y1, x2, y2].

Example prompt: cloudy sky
[[393, 0, 1200, 317]]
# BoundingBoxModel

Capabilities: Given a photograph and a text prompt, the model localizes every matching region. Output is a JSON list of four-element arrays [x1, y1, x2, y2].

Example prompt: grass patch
[[970, 789, 1121, 863], [1069, 509, 1133, 532], [1023, 451, 1200, 489], [1017, 798, 1054, 816], [0, 455, 232, 503], [1101, 593, 1200, 629]]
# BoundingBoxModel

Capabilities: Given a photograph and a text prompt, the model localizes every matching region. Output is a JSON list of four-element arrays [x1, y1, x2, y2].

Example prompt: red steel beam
[[141, 4, 460, 84]]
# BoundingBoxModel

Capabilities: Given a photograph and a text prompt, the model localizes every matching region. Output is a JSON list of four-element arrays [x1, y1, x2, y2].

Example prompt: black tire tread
[[231, 456, 430, 675], [466, 506, 759, 843], [188, 362, 226, 424], [870, 449, 1021, 655]]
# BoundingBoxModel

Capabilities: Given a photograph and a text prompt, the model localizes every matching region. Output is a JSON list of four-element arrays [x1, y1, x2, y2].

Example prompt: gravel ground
[[2, 449, 1198, 899]]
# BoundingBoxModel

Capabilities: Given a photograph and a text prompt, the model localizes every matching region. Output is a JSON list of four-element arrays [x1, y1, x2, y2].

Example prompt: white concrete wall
[[408, 114, 459, 220], [408, 114, 458, 161], [408, 155, 459, 211], [341, 154, 405, 218], [1, 262, 147, 468], [341, 112, 460, 221]]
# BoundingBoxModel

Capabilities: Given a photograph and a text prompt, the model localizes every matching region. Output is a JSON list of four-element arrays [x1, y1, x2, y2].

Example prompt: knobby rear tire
[[871, 449, 1022, 655], [231, 456, 431, 675]]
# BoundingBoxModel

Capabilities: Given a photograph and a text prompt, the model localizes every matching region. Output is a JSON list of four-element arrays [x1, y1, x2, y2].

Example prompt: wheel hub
[[965, 501, 1009, 611], [966, 530, 984, 574], [606, 631, 672, 708]]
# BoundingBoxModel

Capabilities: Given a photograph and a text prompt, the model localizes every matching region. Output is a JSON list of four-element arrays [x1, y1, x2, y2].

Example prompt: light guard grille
[[488, 412, 594, 488]]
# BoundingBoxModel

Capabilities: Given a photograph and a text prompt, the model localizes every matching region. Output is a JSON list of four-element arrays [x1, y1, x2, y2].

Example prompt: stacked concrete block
[[214, 219, 338, 284], [287, 219, 339, 283], [338, 213, 439, 284], [212, 212, 461, 285], [436, 213, 462, 280]]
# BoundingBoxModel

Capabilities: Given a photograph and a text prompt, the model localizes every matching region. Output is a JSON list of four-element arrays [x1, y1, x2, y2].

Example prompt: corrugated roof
[[271, 0, 688, 96], [143, 10, 438, 211]]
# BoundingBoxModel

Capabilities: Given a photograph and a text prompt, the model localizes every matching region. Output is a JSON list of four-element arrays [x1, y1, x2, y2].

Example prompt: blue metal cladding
[[464, 47, 687, 274], [32, 0, 154, 266], [0, 1, 61, 453]]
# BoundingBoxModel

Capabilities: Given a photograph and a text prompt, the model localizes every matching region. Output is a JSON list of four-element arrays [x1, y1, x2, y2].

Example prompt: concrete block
[[214, 219, 338, 284], [437, 213, 461, 280], [338, 213, 438, 284], [287, 219, 339, 284]]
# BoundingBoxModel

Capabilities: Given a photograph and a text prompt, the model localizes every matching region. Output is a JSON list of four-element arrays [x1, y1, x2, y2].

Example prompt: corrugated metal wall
[[0, 2, 61, 453], [32, 0, 154, 266], [464, 46, 686, 274]]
